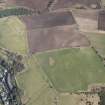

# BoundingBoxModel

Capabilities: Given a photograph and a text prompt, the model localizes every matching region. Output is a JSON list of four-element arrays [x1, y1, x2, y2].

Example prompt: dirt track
[[72, 10, 99, 20], [20, 11, 90, 53]]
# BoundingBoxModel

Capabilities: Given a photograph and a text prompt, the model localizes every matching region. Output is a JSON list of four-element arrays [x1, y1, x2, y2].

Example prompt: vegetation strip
[[0, 48, 24, 105], [0, 7, 34, 18]]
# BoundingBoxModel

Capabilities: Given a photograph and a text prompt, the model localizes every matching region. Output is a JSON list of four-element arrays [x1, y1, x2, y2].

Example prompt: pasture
[[85, 32, 105, 58], [0, 16, 27, 54], [35, 48, 105, 92], [16, 56, 57, 105]]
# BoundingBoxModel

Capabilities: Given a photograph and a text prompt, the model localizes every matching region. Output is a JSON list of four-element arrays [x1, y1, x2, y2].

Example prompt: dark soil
[[20, 11, 76, 29]]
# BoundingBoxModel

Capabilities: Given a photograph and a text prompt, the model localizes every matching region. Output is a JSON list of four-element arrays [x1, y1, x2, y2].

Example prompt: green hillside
[[85, 32, 105, 58], [16, 57, 57, 105], [35, 48, 105, 92], [0, 16, 27, 54]]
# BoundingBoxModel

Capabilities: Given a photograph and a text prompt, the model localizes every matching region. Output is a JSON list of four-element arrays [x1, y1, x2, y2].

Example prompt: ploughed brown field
[[20, 11, 76, 29], [52, 0, 101, 10], [27, 26, 89, 54], [20, 11, 90, 53], [18, 11, 89, 53], [72, 9, 99, 31], [7, 0, 16, 5], [72, 9, 98, 20]]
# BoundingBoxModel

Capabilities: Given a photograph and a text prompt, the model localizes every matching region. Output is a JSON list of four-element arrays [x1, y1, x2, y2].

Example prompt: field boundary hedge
[[0, 7, 35, 18]]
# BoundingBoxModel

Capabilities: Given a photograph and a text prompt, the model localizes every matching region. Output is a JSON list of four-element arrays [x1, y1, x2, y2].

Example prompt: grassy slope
[[0, 16, 27, 54], [58, 94, 77, 105], [35, 48, 105, 92], [16, 56, 56, 105], [0, 13, 105, 105], [0, 16, 57, 105], [85, 32, 105, 58]]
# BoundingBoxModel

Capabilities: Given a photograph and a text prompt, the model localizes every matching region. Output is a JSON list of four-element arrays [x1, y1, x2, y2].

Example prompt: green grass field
[[85, 32, 105, 58], [58, 94, 78, 105], [16, 56, 57, 105], [0, 16, 27, 54], [35, 48, 105, 92]]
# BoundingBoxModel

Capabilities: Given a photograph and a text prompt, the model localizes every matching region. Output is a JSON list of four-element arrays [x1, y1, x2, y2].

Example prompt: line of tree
[[0, 7, 34, 18]]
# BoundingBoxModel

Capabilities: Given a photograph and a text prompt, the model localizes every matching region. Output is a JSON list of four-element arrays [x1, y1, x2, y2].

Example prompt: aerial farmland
[[0, 0, 105, 105]]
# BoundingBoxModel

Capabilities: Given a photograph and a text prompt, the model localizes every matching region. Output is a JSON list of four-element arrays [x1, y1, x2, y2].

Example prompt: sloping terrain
[[98, 10, 105, 31], [0, 16, 27, 54], [0, 7, 34, 18], [0, 0, 105, 105], [20, 11, 89, 54], [101, 0, 105, 6], [16, 47, 105, 104], [85, 32, 105, 58], [72, 9, 98, 20], [72, 10, 99, 31], [0, 15, 58, 105], [51, 0, 101, 10], [35, 47, 105, 92]]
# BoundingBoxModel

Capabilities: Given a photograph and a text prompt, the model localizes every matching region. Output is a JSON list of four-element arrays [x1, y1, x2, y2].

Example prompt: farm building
[[20, 11, 89, 54], [98, 10, 105, 31], [51, 0, 102, 10]]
